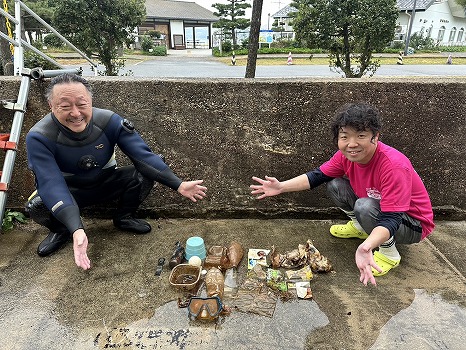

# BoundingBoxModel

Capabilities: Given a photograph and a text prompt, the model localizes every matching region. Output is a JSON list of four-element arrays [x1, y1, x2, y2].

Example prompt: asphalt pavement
[[61, 49, 466, 78]]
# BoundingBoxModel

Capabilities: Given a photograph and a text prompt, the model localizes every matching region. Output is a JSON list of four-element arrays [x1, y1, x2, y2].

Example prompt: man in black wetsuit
[[25, 73, 207, 270]]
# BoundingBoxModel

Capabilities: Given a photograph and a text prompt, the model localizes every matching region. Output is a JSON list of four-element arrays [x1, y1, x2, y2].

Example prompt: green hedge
[[213, 47, 325, 57], [214, 46, 466, 57]]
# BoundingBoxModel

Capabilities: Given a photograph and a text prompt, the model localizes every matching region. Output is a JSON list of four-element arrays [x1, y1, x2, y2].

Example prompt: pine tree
[[212, 0, 251, 48]]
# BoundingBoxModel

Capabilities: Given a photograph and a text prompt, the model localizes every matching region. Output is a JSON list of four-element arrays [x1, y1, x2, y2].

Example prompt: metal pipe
[[17, 0, 98, 72], [404, 0, 417, 56], [30, 67, 82, 80], [0, 7, 19, 24], [0, 31, 19, 46], [14, 0, 23, 75]]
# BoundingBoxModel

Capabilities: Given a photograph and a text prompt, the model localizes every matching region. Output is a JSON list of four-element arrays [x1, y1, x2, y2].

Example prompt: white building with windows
[[141, 0, 218, 49], [271, 0, 466, 45], [397, 0, 466, 45]]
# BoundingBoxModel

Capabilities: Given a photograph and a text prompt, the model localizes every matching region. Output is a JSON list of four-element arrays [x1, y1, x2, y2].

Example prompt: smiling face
[[49, 82, 92, 133], [337, 126, 379, 164]]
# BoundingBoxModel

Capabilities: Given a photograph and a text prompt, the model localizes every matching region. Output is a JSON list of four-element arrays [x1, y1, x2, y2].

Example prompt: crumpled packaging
[[295, 281, 313, 299], [285, 265, 313, 281], [227, 277, 277, 317], [268, 239, 333, 272]]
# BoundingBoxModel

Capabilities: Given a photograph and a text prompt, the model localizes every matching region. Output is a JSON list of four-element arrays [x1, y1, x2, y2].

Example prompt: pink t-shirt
[[320, 142, 435, 239]]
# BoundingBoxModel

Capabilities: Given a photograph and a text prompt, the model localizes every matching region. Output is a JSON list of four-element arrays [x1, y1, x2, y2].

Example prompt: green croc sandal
[[372, 251, 401, 276], [329, 221, 369, 239]]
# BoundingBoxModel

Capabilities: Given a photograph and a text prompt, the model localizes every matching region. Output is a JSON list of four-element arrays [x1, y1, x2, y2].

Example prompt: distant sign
[[259, 30, 274, 43]]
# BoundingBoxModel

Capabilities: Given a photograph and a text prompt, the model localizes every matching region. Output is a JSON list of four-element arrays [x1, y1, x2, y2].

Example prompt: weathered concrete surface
[[0, 77, 465, 219], [0, 219, 465, 350], [1, 73, 466, 349]]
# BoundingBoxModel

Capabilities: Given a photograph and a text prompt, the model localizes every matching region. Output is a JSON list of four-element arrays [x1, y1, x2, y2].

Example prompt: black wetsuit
[[25, 107, 182, 234]]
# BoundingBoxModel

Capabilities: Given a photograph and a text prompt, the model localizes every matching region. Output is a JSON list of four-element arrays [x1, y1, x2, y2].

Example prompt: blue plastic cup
[[185, 236, 206, 260]]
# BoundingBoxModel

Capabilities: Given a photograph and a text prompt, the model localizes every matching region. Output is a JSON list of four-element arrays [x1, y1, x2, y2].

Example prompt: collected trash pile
[[168, 237, 333, 322]]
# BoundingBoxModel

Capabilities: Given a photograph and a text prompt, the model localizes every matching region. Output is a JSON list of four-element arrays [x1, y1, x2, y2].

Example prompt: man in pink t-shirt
[[250, 103, 435, 286]]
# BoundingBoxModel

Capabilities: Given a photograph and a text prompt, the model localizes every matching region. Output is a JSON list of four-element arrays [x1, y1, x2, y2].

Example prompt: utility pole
[[404, 0, 417, 56], [245, 0, 263, 78]]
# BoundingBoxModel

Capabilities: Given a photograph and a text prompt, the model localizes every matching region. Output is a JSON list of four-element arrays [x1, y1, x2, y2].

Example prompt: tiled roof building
[[141, 0, 218, 49]]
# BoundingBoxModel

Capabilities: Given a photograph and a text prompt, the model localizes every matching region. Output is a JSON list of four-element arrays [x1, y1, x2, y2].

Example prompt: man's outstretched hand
[[250, 176, 282, 199], [355, 242, 382, 286], [73, 229, 91, 270], [178, 180, 207, 202]]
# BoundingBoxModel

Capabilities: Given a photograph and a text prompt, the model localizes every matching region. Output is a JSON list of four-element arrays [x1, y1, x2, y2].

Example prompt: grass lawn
[[217, 56, 466, 66]]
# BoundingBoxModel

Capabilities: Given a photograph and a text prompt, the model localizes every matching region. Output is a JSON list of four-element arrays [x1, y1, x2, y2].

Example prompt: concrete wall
[[1, 77, 465, 220]]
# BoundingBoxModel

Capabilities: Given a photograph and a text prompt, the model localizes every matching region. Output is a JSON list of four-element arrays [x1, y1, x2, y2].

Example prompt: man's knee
[[25, 195, 52, 227], [354, 197, 380, 219], [127, 169, 154, 202]]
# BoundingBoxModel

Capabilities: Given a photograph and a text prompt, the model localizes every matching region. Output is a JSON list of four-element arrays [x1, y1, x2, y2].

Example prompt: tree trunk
[[245, 0, 263, 78], [231, 28, 236, 48]]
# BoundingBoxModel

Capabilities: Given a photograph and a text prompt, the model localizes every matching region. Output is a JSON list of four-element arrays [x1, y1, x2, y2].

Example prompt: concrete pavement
[[52, 49, 466, 77], [3, 48, 466, 348], [1, 218, 465, 349]]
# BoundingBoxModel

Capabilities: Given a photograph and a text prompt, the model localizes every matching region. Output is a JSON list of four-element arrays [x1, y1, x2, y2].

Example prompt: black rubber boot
[[113, 214, 151, 234], [37, 231, 71, 257]]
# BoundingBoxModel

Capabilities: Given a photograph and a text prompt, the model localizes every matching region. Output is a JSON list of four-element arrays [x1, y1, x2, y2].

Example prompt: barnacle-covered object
[[268, 240, 333, 272], [225, 241, 244, 268]]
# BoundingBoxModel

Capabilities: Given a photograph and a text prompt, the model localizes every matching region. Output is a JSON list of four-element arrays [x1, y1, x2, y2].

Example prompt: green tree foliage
[[454, 0, 466, 6], [212, 0, 251, 48], [43, 33, 65, 48], [409, 31, 435, 50], [52, 0, 146, 75], [22, 0, 57, 42], [291, 0, 398, 77]]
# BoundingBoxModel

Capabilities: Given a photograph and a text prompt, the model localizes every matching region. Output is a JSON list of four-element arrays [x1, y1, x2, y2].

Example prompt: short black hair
[[331, 103, 382, 146], [45, 73, 93, 102]]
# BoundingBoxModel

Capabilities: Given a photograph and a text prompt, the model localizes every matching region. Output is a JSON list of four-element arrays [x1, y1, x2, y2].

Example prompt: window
[[458, 28, 464, 43], [437, 26, 445, 42], [426, 25, 433, 38], [449, 27, 456, 42]]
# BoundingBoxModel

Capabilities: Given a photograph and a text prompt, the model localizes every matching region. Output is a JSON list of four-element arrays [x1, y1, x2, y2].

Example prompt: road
[[72, 51, 466, 78]]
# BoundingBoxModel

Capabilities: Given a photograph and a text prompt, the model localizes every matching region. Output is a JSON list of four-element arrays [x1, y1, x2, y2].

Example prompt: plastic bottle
[[169, 241, 185, 269], [223, 267, 238, 296], [205, 267, 224, 299]]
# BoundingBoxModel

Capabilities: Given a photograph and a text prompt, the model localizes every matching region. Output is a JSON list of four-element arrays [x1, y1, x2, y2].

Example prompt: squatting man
[[250, 102, 435, 286], [25, 73, 207, 270]]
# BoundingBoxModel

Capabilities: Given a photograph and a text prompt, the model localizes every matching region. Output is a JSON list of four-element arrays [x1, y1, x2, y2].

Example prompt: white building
[[271, 0, 466, 46], [142, 0, 218, 49], [270, 4, 297, 41], [397, 0, 466, 45]]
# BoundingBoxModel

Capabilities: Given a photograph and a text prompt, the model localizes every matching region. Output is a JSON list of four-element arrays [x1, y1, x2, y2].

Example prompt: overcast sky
[[189, 0, 291, 30]]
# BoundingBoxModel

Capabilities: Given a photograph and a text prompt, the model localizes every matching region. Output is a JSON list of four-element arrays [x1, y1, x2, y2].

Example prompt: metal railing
[[1, 0, 98, 76]]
